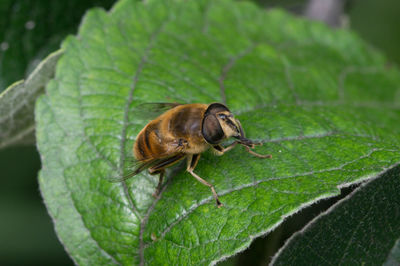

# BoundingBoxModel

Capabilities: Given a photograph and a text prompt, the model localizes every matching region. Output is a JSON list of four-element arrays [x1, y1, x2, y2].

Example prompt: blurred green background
[[1, 0, 399, 265]]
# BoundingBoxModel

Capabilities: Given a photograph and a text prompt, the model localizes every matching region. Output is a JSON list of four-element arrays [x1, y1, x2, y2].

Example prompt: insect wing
[[107, 150, 187, 182], [133, 102, 181, 121], [107, 157, 158, 182]]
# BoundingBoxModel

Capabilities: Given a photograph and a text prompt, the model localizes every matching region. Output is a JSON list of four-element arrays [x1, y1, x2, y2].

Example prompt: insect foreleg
[[213, 141, 271, 159], [212, 142, 239, 155], [243, 145, 272, 158]]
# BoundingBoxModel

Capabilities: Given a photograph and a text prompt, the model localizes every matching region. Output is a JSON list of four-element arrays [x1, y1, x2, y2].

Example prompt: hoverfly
[[122, 102, 271, 207]]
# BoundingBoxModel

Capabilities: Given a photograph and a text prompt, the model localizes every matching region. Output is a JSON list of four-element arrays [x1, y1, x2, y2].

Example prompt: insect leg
[[150, 170, 165, 197], [187, 154, 223, 208], [212, 142, 239, 155], [243, 145, 272, 158], [213, 140, 271, 158], [187, 153, 201, 170], [148, 154, 186, 197], [148, 154, 186, 174]]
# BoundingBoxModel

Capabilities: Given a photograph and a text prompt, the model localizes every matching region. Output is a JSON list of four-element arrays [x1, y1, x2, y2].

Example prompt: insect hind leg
[[148, 154, 185, 197], [149, 169, 165, 197]]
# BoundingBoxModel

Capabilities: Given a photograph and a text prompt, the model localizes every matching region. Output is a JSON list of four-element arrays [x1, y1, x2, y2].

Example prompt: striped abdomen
[[134, 120, 166, 161]]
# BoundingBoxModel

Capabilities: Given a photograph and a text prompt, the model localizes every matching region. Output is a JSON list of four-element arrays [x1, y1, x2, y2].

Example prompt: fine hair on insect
[[112, 102, 271, 207]]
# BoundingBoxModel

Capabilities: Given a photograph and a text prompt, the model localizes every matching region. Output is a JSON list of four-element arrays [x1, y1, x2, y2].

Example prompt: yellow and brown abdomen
[[134, 103, 210, 161], [134, 119, 167, 161]]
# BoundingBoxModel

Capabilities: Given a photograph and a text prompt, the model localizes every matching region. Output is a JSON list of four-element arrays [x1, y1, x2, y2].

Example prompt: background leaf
[[349, 0, 400, 65], [35, 0, 400, 264], [385, 238, 400, 266], [0, 0, 115, 92], [271, 165, 400, 265], [0, 50, 62, 149]]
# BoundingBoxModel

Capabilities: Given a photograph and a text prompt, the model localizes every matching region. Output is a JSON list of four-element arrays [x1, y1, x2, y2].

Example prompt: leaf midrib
[[112, 14, 173, 265]]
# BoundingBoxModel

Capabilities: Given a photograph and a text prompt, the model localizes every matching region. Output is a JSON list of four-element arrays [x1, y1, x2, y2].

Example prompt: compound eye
[[202, 115, 225, 144], [218, 114, 227, 120]]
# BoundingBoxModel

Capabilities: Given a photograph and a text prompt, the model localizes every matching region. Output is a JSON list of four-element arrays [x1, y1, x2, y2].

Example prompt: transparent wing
[[107, 157, 161, 182], [109, 102, 185, 182], [133, 102, 182, 121], [107, 148, 187, 183]]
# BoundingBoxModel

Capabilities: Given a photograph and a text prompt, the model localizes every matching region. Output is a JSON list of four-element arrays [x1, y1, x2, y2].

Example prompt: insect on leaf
[[35, 0, 400, 264]]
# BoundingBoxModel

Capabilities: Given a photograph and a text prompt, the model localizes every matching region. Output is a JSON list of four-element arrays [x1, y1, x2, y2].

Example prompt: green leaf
[[385, 238, 400, 266], [0, 50, 62, 149], [35, 0, 400, 264], [0, 0, 115, 92], [271, 165, 400, 265]]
